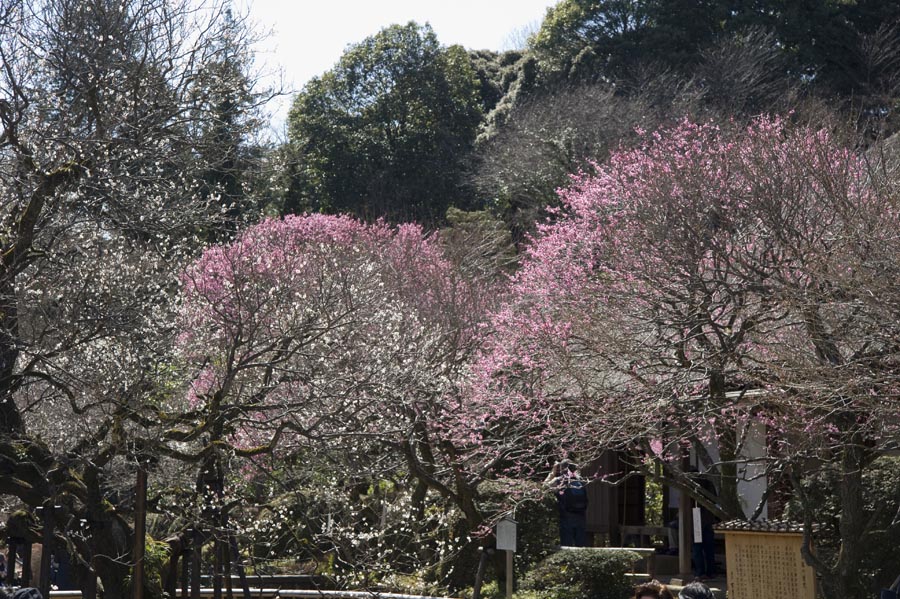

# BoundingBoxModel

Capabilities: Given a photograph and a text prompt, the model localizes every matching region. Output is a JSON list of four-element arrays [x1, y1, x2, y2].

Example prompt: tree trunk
[[817, 442, 870, 599], [84, 465, 133, 599], [708, 370, 743, 518], [0, 278, 24, 435]]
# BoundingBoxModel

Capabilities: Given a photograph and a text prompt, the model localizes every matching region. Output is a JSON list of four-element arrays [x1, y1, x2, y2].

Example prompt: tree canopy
[[0, 0, 270, 594], [529, 0, 900, 92], [4, 2, 900, 599], [286, 22, 483, 226], [176, 213, 499, 585], [464, 116, 900, 599]]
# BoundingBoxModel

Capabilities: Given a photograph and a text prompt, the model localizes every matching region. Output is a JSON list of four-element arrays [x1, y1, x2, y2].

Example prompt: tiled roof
[[715, 519, 805, 533]]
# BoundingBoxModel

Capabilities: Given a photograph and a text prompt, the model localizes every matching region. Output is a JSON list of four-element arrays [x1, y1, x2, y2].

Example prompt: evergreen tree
[[286, 22, 483, 226], [188, 6, 272, 239]]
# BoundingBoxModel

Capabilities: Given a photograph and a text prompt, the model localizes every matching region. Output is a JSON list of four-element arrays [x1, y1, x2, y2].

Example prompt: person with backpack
[[545, 459, 589, 547]]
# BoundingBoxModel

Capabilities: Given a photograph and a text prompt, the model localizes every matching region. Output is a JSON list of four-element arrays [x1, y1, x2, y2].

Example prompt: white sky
[[243, 0, 558, 137]]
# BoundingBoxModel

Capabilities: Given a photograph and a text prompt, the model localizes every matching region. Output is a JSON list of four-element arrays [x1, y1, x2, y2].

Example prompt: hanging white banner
[[692, 506, 703, 541]]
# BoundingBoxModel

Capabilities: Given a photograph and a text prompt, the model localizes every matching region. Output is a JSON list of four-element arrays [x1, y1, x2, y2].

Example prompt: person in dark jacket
[[545, 459, 589, 547]]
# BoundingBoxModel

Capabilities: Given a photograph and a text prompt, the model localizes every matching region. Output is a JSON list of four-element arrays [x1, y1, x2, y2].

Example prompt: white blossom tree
[[0, 1, 272, 595]]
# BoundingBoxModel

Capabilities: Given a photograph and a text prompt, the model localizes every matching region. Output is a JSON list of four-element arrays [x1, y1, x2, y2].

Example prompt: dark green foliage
[[530, 0, 726, 81], [124, 538, 171, 599], [764, 0, 900, 97], [520, 548, 641, 599], [477, 55, 539, 140], [528, 0, 900, 104], [530, 0, 651, 77], [286, 22, 483, 226], [785, 456, 900, 598], [468, 50, 522, 114], [188, 9, 270, 240], [435, 479, 558, 592], [477, 479, 559, 577]]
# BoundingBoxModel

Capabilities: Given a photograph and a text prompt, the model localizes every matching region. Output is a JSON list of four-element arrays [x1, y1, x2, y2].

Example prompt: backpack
[[563, 478, 588, 513]]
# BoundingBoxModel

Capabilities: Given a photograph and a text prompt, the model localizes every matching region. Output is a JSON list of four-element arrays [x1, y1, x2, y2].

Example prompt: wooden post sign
[[496, 517, 517, 599], [496, 517, 517, 552]]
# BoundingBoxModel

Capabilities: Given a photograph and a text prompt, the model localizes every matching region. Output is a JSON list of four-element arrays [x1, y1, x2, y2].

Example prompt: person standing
[[545, 460, 589, 547]]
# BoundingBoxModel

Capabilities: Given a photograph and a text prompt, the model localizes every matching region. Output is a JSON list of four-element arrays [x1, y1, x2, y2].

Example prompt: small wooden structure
[[716, 520, 815, 599], [584, 452, 647, 545]]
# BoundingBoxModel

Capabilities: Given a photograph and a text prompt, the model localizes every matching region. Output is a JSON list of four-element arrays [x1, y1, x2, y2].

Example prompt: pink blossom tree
[[466, 116, 900, 598], [740, 134, 900, 598], [173, 213, 498, 584]]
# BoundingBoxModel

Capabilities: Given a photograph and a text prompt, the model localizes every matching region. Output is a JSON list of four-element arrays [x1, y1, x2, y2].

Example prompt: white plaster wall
[[694, 419, 768, 520]]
